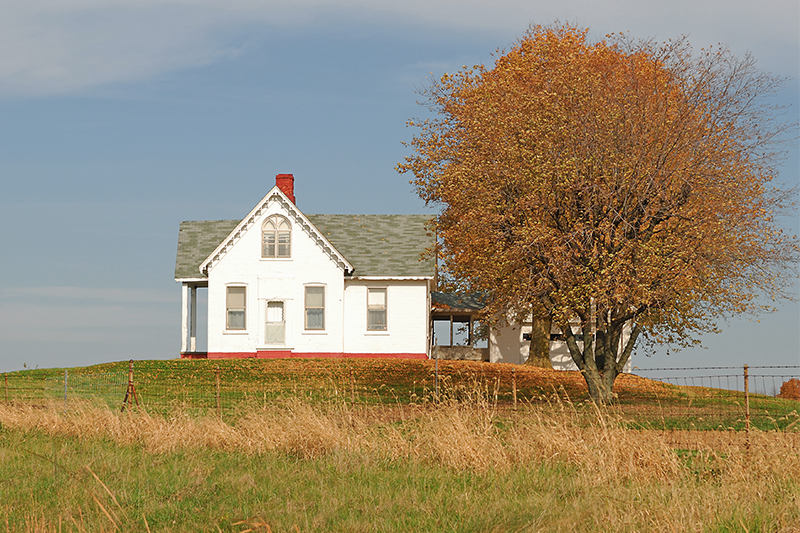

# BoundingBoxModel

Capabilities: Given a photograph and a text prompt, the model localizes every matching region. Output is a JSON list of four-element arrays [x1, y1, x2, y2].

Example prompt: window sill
[[365, 331, 390, 336], [302, 330, 327, 335], [223, 330, 249, 335]]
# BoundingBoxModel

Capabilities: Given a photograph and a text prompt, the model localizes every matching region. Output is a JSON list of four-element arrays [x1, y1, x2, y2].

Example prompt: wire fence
[[2, 361, 798, 452], [2, 369, 128, 409], [630, 365, 799, 396]]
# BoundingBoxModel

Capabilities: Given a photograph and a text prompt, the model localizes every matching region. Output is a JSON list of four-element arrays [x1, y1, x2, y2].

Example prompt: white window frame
[[304, 285, 325, 331], [262, 214, 291, 258], [367, 287, 387, 331], [225, 285, 247, 331]]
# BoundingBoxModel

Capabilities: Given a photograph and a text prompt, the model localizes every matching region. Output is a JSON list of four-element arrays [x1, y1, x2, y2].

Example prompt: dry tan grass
[[2, 398, 799, 532], [1, 398, 797, 484]]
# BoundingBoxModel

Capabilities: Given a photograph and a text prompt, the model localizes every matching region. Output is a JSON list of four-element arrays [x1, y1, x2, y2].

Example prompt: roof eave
[[350, 275, 435, 281]]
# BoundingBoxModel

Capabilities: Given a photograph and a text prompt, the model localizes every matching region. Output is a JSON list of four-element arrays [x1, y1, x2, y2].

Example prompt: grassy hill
[[3, 358, 797, 431], [1, 358, 798, 532]]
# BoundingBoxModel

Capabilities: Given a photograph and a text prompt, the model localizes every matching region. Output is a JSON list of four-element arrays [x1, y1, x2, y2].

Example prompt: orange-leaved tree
[[399, 24, 798, 403]]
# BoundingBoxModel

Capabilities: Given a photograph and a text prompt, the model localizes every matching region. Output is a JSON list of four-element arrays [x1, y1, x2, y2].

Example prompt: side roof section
[[174, 214, 435, 280], [174, 220, 239, 280], [308, 214, 435, 278]]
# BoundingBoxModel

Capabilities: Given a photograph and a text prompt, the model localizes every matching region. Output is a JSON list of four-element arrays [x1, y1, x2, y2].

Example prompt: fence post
[[512, 367, 517, 411], [215, 366, 221, 417], [121, 360, 139, 413], [5, 373, 8, 402], [64, 369, 68, 409], [350, 369, 355, 405], [435, 342, 440, 404], [744, 364, 750, 449]]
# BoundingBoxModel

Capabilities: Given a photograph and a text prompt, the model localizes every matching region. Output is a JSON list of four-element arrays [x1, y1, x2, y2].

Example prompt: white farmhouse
[[174, 174, 435, 360], [174, 174, 630, 370]]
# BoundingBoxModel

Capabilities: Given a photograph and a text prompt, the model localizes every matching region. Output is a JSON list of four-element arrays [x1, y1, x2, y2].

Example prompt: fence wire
[[2, 362, 798, 453]]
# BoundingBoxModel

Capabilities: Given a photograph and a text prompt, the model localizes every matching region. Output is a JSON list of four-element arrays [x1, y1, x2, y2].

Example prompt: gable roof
[[198, 187, 355, 277], [175, 213, 435, 280]]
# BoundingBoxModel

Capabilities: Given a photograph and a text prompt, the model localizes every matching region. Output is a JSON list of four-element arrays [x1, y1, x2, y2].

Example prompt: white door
[[265, 301, 285, 345]]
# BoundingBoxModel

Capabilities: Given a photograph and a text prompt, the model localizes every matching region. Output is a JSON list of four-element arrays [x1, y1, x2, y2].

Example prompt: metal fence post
[[512, 367, 517, 411], [435, 342, 439, 404], [744, 364, 750, 449], [350, 369, 355, 405], [215, 366, 221, 417]]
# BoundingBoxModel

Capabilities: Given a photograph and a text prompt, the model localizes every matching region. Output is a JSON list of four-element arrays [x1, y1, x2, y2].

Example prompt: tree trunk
[[525, 315, 553, 368], [581, 366, 617, 404]]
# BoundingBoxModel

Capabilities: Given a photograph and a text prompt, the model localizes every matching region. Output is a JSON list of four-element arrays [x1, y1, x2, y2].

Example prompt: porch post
[[181, 283, 189, 353], [449, 315, 453, 346], [190, 285, 197, 352]]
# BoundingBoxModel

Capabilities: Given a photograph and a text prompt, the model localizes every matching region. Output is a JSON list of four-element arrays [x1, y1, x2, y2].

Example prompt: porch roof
[[431, 292, 487, 313]]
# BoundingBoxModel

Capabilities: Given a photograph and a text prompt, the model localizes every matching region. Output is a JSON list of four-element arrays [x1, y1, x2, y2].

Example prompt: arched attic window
[[262, 215, 291, 258]]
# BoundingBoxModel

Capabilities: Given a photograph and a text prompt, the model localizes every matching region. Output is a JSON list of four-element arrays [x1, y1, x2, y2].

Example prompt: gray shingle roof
[[431, 292, 487, 312], [174, 220, 239, 279], [308, 214, 435, 277], [174, 214, 435, 280]]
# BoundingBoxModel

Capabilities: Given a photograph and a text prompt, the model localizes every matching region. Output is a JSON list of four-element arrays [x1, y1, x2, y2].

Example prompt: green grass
[[1, 401, 798, 532], [3, 359, 798, 432], [2, 359, 798, 532]]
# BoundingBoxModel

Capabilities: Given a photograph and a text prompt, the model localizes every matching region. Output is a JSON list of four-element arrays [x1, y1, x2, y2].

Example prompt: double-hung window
[[305, 286, 325, 330], [262, 215, 291, 258], [367, 288, 387, 331], [226, 286, 246, 330]]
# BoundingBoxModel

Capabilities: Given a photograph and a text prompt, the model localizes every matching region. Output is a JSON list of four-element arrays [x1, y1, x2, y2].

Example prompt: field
[[1, 359, 798, 532]]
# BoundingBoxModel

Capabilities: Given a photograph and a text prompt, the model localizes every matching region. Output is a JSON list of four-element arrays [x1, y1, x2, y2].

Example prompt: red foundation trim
[[202, 351, 428, 360], [341, 353, 427, 360], [180, 352, 208, 359]]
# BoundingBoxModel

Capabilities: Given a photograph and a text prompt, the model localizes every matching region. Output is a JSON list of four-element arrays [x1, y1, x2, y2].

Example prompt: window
[[226, 286, 246, 330], [305, 286, 325, 330], [367, 288, 387, 331], [262, 215, 291, 258], [265, 301, 285, 344]]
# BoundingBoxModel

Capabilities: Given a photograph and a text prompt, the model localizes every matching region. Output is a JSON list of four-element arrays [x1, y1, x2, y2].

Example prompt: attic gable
[[198, 186, 354, 276]]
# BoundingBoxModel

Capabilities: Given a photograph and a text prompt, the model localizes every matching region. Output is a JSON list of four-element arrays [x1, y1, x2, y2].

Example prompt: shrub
[[777, 378, 800, 400]]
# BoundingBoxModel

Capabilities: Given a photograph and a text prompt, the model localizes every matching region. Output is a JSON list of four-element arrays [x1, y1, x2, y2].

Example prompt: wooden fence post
[[121, 360, 139, 413], [5, 373, 8, 402], [215, 366, 221, 417], [350, 369, 355, 405]]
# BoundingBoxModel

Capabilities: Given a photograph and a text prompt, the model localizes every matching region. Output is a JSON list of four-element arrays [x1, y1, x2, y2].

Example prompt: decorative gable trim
[[199, 186, 355, 276]]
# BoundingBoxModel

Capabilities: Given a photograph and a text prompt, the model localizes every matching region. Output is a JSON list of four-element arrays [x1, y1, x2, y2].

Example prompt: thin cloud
[[0, 0, 796, 98], [0, 299, 173, 342], [2, 286, 174, 303]]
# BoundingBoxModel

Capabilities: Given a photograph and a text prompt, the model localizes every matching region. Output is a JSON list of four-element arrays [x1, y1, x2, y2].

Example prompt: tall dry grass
[[0, 396, 796, 482]]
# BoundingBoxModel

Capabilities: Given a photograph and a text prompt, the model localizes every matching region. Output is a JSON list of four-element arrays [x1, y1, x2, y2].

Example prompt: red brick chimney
[[275, 174, 295, 204]]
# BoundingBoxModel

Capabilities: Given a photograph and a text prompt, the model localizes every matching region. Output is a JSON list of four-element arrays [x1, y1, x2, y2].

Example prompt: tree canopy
[[399, 24, 798, 402]]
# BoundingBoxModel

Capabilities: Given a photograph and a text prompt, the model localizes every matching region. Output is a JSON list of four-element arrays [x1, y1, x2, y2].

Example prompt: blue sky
[[0, 0, 797, 373]]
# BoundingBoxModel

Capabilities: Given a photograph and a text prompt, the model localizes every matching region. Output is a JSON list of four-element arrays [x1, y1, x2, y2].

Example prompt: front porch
[[179, 281, 207, 357], [430, 292, 489, 362]]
